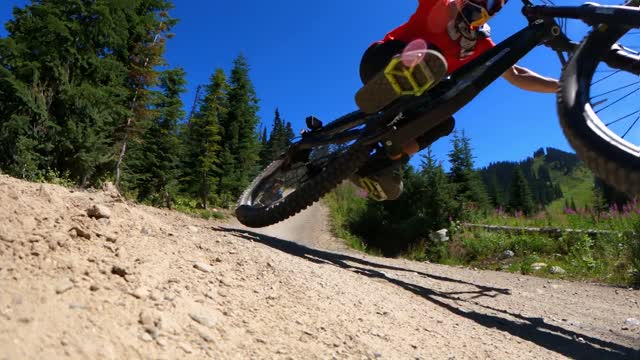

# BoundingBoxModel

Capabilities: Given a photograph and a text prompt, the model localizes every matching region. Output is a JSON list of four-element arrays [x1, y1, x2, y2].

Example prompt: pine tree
[[265, 108, 285, 164], [0, 0, 135, 184], [508, 167, 535, 215], [128, 68, 186, 207], [219, 54, 260, 201], [261, 108, 295, 166], [284, 121, 295, 144], [487, 173, 504, 208], [184, 69, 226, 209], [447, 130, 489, 217], [114, 0, 179, 188], [0, 0, 180, 186], [418, 147, 455, 230], [592, 181, 608, 214], [258, 126, 269, 166]]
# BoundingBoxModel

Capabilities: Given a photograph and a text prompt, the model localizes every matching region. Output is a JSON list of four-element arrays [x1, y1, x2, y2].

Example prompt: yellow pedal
[[358, 177, 388, 201], [383, 57, 434, 97]]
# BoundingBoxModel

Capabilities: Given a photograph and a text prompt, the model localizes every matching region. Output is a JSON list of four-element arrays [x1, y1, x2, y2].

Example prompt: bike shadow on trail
[[216, 226, 639, 360]]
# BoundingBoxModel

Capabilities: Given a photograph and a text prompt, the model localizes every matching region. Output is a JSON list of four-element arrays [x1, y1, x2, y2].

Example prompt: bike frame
[[292, 2, 640, 159]]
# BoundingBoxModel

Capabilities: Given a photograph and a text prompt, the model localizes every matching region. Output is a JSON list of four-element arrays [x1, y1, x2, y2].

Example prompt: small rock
[[70, 227, 91, 240], [0, 234, 14, 243], [87, 205, 111, 219], [89, 284, 100, 292], [179, 343, 193, 354], [145, 327, 160, 339], [69, 303, 88, 310], [111, 265, 129, 278], [550, 266, 566, 275], [430, 229, 449, 242], [50, 232, 69, 247], [102, 182, 120, 197], [625, 318, 640, 327], [188, 226, 199, 233], [198, 328, 215, 342], [139, 309, 160, 327], [55, 278, 74, 294], [150, 290, 163, 301], [156, 337, 168, 348], [141, 228, 152, 236], [164, 293, 176, 301], [0, 225, 14, 243], [194, 262, 214, 273], [131, 287, 149, 299], [28, 235, 42, 243], [501, 250, 515, 259], [140, 333, 153, 342], [17, 317, 32, 324], [531, 263, 548, 271], [189, 313, 217, 328]]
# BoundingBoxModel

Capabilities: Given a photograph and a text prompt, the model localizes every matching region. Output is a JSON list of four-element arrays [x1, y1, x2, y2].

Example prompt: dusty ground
[[0, 174, 639, 359]]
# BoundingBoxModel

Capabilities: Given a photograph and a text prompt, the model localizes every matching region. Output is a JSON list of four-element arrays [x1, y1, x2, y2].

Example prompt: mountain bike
[[236, 0, 640, 228]]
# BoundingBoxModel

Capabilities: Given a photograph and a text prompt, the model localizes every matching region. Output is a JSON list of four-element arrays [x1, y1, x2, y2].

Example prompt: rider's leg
[[359, 40, 407, 84], [356, 41, 448, 114], [350, 117, 455, 201], [348, 40, 451, 201]]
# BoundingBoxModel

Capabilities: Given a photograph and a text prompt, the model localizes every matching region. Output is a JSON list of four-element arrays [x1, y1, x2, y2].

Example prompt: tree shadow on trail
[[216, 226, 640, 360]]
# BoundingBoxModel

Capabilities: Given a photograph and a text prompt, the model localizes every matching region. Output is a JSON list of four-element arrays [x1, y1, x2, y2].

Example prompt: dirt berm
[[0, 174, 638, 359]]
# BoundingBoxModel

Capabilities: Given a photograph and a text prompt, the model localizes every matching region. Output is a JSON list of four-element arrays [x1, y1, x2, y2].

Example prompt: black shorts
[[358, 40, 407, 85]]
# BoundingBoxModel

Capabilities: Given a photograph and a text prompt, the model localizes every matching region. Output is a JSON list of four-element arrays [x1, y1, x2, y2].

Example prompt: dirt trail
[[0, 174, 639, 359]]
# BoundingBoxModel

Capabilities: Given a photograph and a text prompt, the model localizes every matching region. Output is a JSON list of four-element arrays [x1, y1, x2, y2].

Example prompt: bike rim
[[241, 139, 364, 209], [587, 28, 640, 155]]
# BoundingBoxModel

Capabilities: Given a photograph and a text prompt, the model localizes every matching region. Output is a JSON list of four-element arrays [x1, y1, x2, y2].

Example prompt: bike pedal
[[355, 49, 447, 114], [358, 177, 388, 201], [384, 56, 435, 97]]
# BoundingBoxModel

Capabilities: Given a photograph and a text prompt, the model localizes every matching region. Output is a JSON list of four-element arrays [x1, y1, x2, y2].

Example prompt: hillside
[[480, 147, 595, 213]]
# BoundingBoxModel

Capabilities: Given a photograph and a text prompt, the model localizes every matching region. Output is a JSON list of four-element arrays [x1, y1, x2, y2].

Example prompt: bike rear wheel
[[558, 21, 640, 195], [236, 117, 371, 228]]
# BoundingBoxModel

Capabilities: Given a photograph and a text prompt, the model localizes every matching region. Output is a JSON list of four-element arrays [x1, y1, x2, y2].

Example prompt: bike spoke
[[592, 69, 622, 85], [621, 114, 640, 139], [595, 86, 640, 113], [591, 80, 640, 99], [605, 110, 640, 126], [595, 69, 622, 73]]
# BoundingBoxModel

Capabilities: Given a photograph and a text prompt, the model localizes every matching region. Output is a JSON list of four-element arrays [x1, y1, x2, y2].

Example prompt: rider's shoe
[[349, 159, 404, 201], [355, 49, 448, 114], [349, 116, 455, 201]]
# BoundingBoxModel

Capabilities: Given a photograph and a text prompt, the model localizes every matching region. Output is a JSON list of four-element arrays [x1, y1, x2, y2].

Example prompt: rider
[[351, 0, 559, 201]]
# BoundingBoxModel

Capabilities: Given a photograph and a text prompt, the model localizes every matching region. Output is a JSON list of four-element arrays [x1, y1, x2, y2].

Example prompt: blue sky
[[0, 0, 618, 169]]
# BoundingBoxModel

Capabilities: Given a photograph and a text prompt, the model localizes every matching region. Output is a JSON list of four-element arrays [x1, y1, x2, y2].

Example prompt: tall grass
[[326, 184, 639, 286], [323, 183, 372, 253]]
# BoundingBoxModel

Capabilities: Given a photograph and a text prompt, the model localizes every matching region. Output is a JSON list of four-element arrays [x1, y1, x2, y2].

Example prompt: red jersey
[[383, 0, 495, 74]]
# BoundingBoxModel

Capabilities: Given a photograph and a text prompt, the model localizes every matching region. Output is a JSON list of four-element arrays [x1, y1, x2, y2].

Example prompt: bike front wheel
[[558, 19, 640, 195]]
